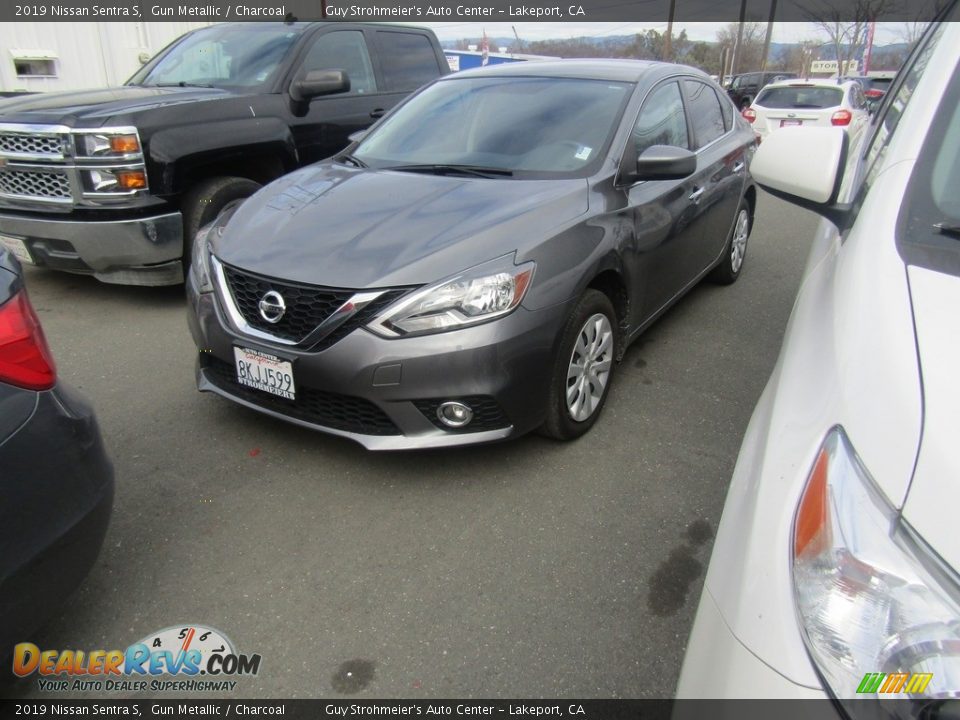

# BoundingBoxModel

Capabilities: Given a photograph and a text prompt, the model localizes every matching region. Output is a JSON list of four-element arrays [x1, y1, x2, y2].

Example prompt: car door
[[679, 79, 747, 280], [286, 28, 391, 165], [617, 79, 703, 324]]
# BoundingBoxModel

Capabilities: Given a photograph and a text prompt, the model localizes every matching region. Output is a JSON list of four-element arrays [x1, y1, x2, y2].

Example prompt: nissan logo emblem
[[258, 290, 286, 324]]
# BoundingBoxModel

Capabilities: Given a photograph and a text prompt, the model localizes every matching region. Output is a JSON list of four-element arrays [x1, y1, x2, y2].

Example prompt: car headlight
[[190, 222, 214, 293], [793, 427, 960, 711], [78, 131, 141, 158], [190, 202, 245, 294], [367, 257, 535, 337]]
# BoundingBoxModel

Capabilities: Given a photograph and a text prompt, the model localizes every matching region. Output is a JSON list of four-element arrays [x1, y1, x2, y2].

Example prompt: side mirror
[[290, 70, 350, 103], [751, 126, 850, 225], [632, 145, 697, 181]]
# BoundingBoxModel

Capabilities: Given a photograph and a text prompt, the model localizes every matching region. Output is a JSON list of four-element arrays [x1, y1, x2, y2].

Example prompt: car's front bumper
[[677, 588, 828, 699], [0, 209, 183, 285], [188, 282, 574, 450]]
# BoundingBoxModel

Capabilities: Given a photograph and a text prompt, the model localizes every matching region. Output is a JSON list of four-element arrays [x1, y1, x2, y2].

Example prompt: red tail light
[[831, 109, 852, 126], [0, 290, 56, 390], [865, 89, 884, 98], [742, 107, 756, 124]]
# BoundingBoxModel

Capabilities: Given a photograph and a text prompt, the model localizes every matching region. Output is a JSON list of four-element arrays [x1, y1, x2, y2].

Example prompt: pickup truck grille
[[0, 132, 63, 158], [0, 168, 71, 200], [0, 123, 146, 208]]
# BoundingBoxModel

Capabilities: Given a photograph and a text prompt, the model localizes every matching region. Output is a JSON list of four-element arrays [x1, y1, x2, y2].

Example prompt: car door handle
[[369, 108, 386, 119], [689, 187, 705, 203], [732, 161, 745, 173]]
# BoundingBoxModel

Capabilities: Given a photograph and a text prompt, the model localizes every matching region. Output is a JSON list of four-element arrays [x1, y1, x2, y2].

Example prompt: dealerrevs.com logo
[[12, 624, 261, 693]]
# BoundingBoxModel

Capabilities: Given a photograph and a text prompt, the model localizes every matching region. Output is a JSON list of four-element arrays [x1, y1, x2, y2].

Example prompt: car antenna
[[284, 11, 297, 23]]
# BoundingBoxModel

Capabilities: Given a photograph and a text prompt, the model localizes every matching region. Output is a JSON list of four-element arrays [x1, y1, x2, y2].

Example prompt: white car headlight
[[792, 427, 960, 709], [367, 259, 535, 337]]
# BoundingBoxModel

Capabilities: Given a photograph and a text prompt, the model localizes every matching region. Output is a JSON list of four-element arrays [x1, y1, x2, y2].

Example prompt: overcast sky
[[412, 21, 907, 46]]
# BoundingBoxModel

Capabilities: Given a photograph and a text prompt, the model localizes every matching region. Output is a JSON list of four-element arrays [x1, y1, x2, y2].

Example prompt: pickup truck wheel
[[182, 177, 262, 271]]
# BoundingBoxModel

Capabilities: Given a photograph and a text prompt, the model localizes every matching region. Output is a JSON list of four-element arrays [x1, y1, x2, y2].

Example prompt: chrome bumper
[[0, 210, 184, 286]]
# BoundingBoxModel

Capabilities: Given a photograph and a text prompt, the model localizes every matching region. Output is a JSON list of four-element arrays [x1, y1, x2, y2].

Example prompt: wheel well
[[178, 154, 287, 193], [588, 270, 629, 334]]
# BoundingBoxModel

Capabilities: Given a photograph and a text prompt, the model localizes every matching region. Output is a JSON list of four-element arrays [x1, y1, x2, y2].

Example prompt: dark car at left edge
[[187, 60, 757, 450], [0, 251, 114, 659]]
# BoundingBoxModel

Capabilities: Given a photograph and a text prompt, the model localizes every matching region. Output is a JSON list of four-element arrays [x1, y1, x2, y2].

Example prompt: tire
[[708, 200, 751, 285], [540, 289, 619, 441], [181, 176, 261, 270]]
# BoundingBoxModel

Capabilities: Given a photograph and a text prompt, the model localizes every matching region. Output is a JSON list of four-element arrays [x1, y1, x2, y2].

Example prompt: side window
[[632, 81, 689, 155], [684, 80, 726, 149], [863, 22, 946, 186], [719, 91, 734, 130], [300, 30, 377, 95], [375, 32, 441, 92]]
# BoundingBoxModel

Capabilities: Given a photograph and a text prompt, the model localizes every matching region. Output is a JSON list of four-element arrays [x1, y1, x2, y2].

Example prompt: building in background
[[444, 49, 558, 72], [0, 22, 214, 94]]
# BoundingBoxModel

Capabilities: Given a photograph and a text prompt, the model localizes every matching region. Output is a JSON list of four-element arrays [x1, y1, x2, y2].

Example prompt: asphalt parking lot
[[5, 194, 817, 699]]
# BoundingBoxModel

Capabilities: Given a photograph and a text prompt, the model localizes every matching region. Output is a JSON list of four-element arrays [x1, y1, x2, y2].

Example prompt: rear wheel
[[181, 176, 261, 272], [708, 200, 751, 285], [541, 290, 619, 441]]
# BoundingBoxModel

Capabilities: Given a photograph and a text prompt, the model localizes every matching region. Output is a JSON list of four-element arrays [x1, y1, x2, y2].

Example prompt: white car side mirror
[[751, 126, 847, 205]]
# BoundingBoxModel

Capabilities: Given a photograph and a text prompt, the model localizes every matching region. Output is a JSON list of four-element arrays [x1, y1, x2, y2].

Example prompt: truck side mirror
[[290, 70, 350, 103]]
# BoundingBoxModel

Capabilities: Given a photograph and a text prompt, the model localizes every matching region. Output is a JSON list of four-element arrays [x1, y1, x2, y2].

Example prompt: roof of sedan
[[450, 59, 705, 83]]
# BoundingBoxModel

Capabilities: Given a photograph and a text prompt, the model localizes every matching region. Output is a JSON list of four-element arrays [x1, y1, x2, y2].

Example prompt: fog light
[[437, 401, 473, 428], [116, 170, 147, 189]]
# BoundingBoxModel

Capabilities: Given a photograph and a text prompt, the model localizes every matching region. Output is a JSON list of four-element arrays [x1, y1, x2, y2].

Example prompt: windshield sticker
[[575, 146, 593, 161]]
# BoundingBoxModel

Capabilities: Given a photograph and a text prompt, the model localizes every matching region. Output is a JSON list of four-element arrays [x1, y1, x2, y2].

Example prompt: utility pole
[[730, 0, 748, 75], [761, 0, 777, 70], [664, 0, 676, 61]]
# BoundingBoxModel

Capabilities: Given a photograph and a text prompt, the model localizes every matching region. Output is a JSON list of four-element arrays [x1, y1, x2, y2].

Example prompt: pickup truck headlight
[[81, 133, 141, 157], [367, 258, 535, 337], [792, 427, 960, 712]]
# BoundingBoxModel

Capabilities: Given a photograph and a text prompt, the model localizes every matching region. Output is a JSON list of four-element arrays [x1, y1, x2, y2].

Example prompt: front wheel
[[708, 201, 751, 285], [540, 290, 619, 441], [181, 176, 262, 272]]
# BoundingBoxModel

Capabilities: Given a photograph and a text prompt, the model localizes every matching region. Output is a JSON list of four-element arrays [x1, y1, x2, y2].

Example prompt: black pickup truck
[[0, 23, 449, 285]]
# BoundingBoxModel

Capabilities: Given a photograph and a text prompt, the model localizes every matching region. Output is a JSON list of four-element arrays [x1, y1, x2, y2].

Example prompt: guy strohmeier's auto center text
[[325, 3, 588, 17]]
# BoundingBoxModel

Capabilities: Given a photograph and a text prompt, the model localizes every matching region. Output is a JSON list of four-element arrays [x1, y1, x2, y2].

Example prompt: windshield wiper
[[151, 81, 215, 88], [934, 222, 960, 238], [384, 164, 513, 179], [338, 154, 367, 169]]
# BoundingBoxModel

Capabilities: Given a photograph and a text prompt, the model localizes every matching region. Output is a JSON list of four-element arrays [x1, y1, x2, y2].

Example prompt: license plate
[[0, 234, 34, 265], [780, 119, 803, 127], [234, 347, 295, 400]]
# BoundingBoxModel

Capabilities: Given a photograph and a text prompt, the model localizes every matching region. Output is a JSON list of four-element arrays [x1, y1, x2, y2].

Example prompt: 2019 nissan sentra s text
[[0, 251, 113, 656], [187, 60, 757, 450]]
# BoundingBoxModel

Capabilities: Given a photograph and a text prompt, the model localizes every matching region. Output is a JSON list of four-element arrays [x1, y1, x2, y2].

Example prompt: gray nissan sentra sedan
[[187, 60, 757, 450]]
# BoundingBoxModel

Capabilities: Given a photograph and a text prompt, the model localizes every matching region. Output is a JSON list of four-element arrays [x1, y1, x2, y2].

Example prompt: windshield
[[128, 25, 301, 89], [756, 86, 844, 109], [353, 76, 634, 177]]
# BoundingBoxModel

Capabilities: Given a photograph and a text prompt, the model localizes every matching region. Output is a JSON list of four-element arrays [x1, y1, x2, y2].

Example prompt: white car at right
[[742, 78, 871, 146], [678, 2, 960, 711]]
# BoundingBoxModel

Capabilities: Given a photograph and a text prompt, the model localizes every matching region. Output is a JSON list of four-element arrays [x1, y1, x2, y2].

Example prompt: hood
[[0, 85, 236, 126], [214, 162, 589, 289], [900, 263, 960, 571]]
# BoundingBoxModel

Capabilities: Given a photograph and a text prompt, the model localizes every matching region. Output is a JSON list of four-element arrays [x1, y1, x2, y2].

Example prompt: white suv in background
[[743, 78, 871, 147], [677, 5, 960, 710]]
